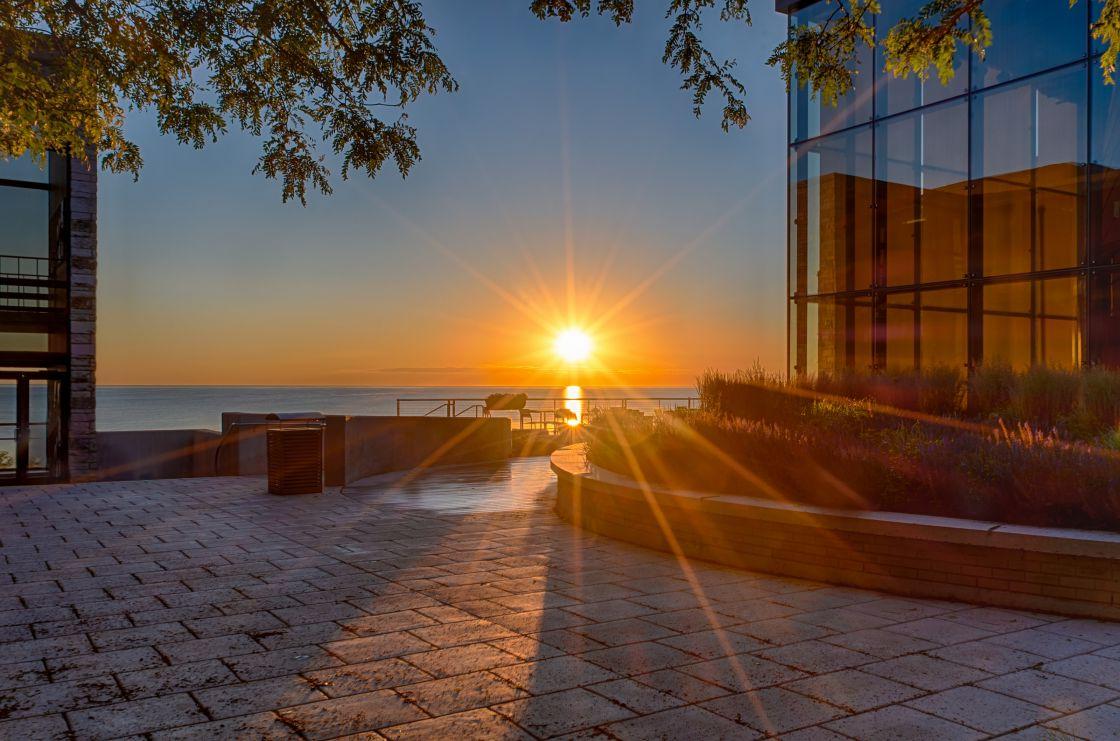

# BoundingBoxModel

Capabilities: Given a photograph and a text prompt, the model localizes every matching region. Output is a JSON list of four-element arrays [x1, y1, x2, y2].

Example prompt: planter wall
[[552, 446, 1120, 620]]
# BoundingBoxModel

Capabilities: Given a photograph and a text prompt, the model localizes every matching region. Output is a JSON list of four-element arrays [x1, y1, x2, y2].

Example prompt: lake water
[[95, 386, 697, 431]]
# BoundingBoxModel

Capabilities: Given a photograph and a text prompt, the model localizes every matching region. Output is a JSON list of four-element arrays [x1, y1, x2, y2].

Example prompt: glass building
[[0, 151, 97, 483], [783, 0, 1120, 377]]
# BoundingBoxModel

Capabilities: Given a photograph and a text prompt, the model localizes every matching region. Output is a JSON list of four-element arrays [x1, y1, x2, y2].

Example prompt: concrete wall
[[330, 416, 512, 485], [553, 446, 1120, 621], [96, 429, 221, 481], [68, 154, 97, 479]]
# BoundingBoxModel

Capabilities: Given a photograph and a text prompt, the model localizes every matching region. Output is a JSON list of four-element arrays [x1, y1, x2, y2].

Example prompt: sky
[[98, 1, 790, 387]]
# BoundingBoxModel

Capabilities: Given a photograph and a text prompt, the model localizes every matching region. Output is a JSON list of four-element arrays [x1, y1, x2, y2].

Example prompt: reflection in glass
[[875, 0, 967, 117], [790, 127, 873, 298], [790, 1, 873, 142], [791, 294, 874, 377], [1091, 65, 1120, 266], [0, 186, 50, 258], [983, 277, 1082, 369], [0, 152, 50, 184], [973, 66, 1086, 277], [884, 289, 968, 372], [972, 0, 1086, 89], [877, 100, 969, 286]]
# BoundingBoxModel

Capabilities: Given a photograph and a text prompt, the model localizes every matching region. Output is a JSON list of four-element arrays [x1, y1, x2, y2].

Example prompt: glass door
[[0, 372, 65, 482]]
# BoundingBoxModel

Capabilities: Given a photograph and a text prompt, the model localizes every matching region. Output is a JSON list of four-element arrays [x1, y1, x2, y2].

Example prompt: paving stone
[[757, 640, 876, 673], [407, 618, 517, 648], [977, 668, 1119, 713], [704, 685, 849, 734], [657, 628, 767, 659], [277, 689, 428, 739], [225, 645, 343, 680], [337, 610, 437, 636], [67, 693, 207, 740], [564, 599, 656, 622], [906, 685, 1060, 734], [570, 617, 678, 647], [1042, 654, 1120, 690], [272, 602, 367, 626], [586, 678, 686, 714], [883, 617, 997, 646], [929, 640, 1047, 674], [785, 668, 926, 712], [381, 707, 534, 740], [151, 711, 300, 740], [860, 653, 994, 692], [1038, 619, 1120, 646], [194, 675, 328, 719], [825, 705, 985, 740], [0, 659, 49, 690], [117, 659, 237, 699], [0, 714, 71, 741], [158, 633, 264, 663], [250, 621, 354, 650], [821, 627, 939, 659], [47, 646, 166, 681], [1043, 703, 1120, 739], [90, 622, 192, 651], [184, 611, 285, 639], [304, 658, 431, 697], [582, 641, 698, 676], [402, 643, 524, 677], [0, 674, 122, 718], [0, 633, 91, 663], [603, 704, 752, 741], [731, 618, 835, 646], [983, 628, 1105, 660], [492, 655, 619, 693], [486, 635, 568, 662], [396, 670, 526, 715], [640, 606, 743, 633], [322, 631, 433, 664], [494, 687, 635, 737], [677, 654, 807, 692]]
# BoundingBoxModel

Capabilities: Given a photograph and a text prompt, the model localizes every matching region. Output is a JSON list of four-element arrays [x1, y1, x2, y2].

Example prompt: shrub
[[919, 365, 965, 417], [1082, 367, 1120, 432], [698, 367, 809, 423], [969, 363, 1017, 418], [1015, 366, 1080, 430]]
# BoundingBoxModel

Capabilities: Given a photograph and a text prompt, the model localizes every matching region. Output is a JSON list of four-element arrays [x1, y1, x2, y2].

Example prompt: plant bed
[[586, 370, 1120, 533]]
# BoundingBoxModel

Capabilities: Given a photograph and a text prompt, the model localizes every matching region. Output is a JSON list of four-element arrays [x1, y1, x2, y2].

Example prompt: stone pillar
[[67, 154, 97, 479]]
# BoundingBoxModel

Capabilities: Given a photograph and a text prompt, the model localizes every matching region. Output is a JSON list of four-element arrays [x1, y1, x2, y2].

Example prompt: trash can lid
[[265, 412, 325, 421]]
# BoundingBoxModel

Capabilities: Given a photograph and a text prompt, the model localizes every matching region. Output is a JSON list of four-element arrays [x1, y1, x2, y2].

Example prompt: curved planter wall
[[551, 446, 1120, 620]]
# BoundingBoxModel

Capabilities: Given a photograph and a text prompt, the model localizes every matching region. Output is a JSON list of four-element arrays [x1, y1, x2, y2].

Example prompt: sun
[[554, 328, 593, 363]]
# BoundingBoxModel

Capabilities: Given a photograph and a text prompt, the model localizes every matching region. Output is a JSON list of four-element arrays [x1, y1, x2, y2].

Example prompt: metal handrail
[[396, 396, 700, 419]]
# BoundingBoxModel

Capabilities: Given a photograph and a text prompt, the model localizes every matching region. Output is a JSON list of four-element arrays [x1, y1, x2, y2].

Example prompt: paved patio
[[1, 458, 1119, 740]]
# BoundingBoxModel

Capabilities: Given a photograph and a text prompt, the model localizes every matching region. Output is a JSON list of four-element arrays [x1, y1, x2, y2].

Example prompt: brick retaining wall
[[551, 446, 1120, 620]]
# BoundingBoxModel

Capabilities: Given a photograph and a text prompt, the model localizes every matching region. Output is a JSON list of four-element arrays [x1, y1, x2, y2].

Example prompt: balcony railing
[[0, 255, 66, 310]]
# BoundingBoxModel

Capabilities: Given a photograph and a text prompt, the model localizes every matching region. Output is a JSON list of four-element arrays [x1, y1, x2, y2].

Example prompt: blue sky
[[98, 0, 789, 386]]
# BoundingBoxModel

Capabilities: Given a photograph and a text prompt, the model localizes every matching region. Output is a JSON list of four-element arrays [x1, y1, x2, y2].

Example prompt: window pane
[[875, 0, 967, 117], [790, 2, 873, 141], [972, 1, 1086, 89], [790, 127, 873, 297], [1091, 63, 1120, 265], [0, 152, 49, 184], [973, 66, 1086, 277], [883, 288, 968, 372], [1089, 269, 1120, 365], [0, 186, 49, 258], [983, 277, 1082, 369], [877, 100, 969, 286], [791, 294, 874, 376]]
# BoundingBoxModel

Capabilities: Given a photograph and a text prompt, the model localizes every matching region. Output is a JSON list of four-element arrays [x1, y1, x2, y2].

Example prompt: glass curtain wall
[[789, 0, 1104, 376]]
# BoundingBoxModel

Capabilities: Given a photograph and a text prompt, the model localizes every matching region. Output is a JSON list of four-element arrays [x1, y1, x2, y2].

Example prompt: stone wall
[[97, 429, 222, 480], [552, 446, 1120, 621], [68, 154, 97, 479]]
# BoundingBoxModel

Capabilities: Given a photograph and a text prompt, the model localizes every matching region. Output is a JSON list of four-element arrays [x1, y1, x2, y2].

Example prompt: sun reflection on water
[[564, 385, 583, 426]]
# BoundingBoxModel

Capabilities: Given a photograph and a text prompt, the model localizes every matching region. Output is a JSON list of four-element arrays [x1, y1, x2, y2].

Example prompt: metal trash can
[[265, 413, 324, 495]]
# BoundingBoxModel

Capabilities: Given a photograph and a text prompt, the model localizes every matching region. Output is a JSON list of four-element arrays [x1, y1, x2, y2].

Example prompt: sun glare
[[554, 329, 593, 363]]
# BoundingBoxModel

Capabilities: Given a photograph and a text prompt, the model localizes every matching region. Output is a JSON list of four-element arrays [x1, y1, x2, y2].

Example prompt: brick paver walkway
[[2, 457, 1120, 740]]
